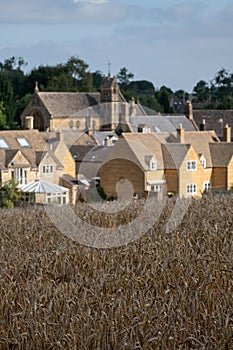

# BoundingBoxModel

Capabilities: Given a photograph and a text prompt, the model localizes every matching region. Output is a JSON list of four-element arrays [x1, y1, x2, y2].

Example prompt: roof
[[0, 130, 48, 169], [37, 92, 100, 118], [193, 109, 233, 138], [162, 144, 191, 169], [119, 133, 165, 170], [129, 114, 197, 133], [170, 130, 220, 168], [21, 179, 69, 193], [91, 131, 118, 146], [209, 143, 233, 167]]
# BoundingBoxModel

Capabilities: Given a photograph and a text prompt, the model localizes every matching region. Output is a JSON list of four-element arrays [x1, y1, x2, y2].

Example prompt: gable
[[6, 150, 31, 168]]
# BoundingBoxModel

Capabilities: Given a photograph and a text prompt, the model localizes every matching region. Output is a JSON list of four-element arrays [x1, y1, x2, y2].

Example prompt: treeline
[[0, 56, 233, 130]]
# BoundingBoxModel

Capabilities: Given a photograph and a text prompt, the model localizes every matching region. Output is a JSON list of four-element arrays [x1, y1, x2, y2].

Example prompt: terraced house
[[98, 126, 233, 199]]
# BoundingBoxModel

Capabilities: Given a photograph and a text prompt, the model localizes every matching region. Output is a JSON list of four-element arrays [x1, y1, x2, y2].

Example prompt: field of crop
[[0, 195, 232, 349]]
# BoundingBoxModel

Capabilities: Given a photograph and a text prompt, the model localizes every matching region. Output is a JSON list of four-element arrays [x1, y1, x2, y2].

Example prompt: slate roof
[[129, 115, 197, 133], [193, 109, 233, 139], [209, 143, 233, 167]]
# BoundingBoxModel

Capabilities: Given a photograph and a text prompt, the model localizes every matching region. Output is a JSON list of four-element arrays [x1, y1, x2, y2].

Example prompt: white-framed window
[[142, 127, 151, 133], [187, 184, 197, 194], [12, 168, 28, 185], [187, 160, 197, 171], [150, 158, 157, 171], [200, 155, 206, 169], [42, 164, 54, 174], [46, 192, 67, 205], [151, 185, 161, 192], [203, 182, 211, 191]]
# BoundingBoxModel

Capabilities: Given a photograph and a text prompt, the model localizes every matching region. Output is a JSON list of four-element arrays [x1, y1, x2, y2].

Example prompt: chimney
[[223, 124, 231, 142], [25, 116, 34, 130], [177, 124, 184, 143], [184, 100, 193, 120], [200, 119, 206, 131]]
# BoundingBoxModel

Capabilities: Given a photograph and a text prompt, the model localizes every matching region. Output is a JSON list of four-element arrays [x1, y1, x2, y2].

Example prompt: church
[[20, 75, 147, 133]]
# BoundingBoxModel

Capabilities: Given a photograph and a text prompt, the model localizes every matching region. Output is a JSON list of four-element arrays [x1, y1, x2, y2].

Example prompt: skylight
[[16, 137, 30, 147], [0, 139, 9, 149]]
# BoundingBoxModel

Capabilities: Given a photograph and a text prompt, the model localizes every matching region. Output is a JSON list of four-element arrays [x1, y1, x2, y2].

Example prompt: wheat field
[[0, 195, 232, 349]]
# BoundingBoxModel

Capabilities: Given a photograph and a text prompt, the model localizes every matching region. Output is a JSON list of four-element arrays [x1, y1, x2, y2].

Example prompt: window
[[200, 155, 206, 168], [150, 161, 157, 170], [42, 164, 54, 174], [203, 182, 211, 191], [142, 127, 151, 133], [46, 192, 67, 205], [151, 185, 161, 192], [12, 168, 28, 186], [0, 139, 9, 149], [76, 121, 80, 129], [16, 138, 30, 147], [69, 120, 74, 129], [187, 160, 197, 171], [187, 184, 197, 194]]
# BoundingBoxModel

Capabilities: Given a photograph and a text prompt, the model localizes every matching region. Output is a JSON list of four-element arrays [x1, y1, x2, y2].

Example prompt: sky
[[0, 0, 232, 92]]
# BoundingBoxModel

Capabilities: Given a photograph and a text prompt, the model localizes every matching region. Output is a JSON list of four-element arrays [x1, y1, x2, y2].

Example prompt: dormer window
[[142, 127, 151, 133], [150, 158, 157, 171], [200, 155, 206, 168]]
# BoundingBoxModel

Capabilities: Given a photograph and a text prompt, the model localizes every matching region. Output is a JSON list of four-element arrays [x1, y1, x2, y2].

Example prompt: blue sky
[[0, 0, 232, 92]]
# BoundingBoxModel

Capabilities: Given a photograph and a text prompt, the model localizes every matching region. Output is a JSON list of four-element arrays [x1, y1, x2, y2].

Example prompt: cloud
[[73, 0, 108, 3]]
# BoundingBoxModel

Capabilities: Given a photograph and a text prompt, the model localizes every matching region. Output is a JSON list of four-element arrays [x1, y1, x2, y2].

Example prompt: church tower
[[100, 75, 128, 130]]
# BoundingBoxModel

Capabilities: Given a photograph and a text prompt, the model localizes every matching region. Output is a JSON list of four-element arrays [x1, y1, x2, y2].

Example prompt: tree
[[65, 56, 93, 91], [0, 178, 23, 208], [155, 87, 172, 113], [192, 80, 210, 102], [116, 67, 134, 88], [0, 102, 8, 130], [92, 70, 104, 90], [0, 72, 15, 128]]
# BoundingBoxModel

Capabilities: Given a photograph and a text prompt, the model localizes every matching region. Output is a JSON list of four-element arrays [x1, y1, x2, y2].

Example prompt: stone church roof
[[37, 92, 100, 118]]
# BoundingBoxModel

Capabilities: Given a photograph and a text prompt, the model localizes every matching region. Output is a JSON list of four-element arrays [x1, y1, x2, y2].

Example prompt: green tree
[[192, 80, 210, 102], [65, 56, 93, 92], [0, 102, 8, 130], [0, 178, 23, 208], [0, 72, 15, 128], [116, 67, 134, 89], [155, 86, 172, 113], [92, 70, 104, 90]]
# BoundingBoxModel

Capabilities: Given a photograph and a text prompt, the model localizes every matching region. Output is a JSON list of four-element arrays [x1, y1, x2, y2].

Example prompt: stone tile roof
[[121, 133, 165, 170], [183, 131, 220, 168], [162, 144, 191, 169], [193, 109, 233, 139], [0, 130, 62, 170], [209, 143, 233, 167], [38, 92, 100, 118], [129, 115, 197, 133]]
